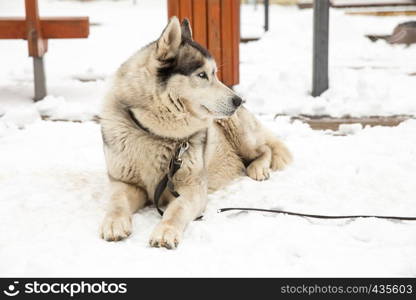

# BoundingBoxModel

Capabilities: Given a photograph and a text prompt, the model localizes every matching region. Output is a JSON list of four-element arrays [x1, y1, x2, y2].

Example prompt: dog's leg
[[247, 134, 292, 181], [246, 145, 272, 181], [268, 136, 292, 171], [149, 185, 206, 249], [100, 180, 147, 241], [228, 107, 292, 180]]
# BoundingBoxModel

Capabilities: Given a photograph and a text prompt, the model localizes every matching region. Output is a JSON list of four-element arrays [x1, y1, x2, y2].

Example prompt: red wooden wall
[[167, 0, 240, 86]]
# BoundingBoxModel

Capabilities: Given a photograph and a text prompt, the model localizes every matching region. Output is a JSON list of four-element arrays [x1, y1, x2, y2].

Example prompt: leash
[[128, 108, 416, 223], [153, 141, 189, 217], [217, 207, 416, 221], [152, 141, 203, 221], [128, 107, 204, 220], [128, 107, 187, 216]]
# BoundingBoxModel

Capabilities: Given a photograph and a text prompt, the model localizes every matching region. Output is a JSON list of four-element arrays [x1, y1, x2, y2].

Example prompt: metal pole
[[264, 0, 269, 32], [33, 56, 47, 101], [312, 0, 330, 97]]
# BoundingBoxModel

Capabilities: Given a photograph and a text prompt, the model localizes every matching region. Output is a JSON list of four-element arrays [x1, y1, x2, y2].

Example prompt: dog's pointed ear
[[181, 18, 193, 41], [156, 16, 182, 59]]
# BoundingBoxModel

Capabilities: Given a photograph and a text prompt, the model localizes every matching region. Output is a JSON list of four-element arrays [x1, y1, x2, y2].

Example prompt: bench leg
[[33, 56, 47, 101], [312, 0, 330, 97]]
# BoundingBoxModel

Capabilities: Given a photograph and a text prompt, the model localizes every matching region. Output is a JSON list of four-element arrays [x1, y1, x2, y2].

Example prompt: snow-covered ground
[[1, 0, 416, 277], [1, 118, 416, 277]]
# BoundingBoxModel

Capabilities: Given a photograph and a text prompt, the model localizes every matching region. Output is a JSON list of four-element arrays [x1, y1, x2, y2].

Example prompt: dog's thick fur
[[100, 17, 292, 249]]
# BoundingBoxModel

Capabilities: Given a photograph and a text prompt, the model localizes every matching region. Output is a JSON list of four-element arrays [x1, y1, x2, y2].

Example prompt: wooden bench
[[0, 0, 89, 101], [167, 0, 240, 87]]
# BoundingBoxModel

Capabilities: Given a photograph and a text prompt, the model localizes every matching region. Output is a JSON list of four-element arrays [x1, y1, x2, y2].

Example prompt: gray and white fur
[[100, 17, 292, 249]]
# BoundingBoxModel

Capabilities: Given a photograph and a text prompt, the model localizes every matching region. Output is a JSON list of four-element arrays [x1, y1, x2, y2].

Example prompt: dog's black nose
[[232, 96, 242, 107]]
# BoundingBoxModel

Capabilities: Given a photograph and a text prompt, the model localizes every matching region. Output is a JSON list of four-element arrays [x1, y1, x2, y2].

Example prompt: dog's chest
[[105, 125, 208, 200], [136, 138, 178, 190], [144, 132, 209, 196], [104, 133, 175, 188]]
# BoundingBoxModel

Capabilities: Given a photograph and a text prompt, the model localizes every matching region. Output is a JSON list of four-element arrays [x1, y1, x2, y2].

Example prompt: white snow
[[1, 0, 416, 277], [237, 6, 416, 117], [1, 118, 416, 277], [338, 123, 363, 134]]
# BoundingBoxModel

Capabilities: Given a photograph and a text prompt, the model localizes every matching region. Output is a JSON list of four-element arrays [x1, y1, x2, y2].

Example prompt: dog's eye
[[197, 72, 208, 80]]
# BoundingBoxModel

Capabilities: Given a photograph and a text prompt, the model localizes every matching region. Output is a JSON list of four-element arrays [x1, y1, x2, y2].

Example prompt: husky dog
[[100, 17, 292, 249]]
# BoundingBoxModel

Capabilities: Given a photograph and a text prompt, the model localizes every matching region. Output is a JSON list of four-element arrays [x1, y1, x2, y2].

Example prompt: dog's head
[[154, 17, 243, 118]]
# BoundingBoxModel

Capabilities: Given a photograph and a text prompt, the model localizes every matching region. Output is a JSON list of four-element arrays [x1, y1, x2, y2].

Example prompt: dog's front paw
[[149, 223, 182, 249], [100, 212, 132, 241], [247, 161, 270, 181], [270, 142, 292, 171]]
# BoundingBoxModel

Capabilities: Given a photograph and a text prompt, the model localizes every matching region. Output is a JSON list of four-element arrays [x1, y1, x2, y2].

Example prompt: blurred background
[[1, 0, 415, 128]]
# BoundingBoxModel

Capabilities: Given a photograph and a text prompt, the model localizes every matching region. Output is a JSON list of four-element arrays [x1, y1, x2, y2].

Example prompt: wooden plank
[[167, 0, 180, 18], [0, 18, 28, 39], [39, 17, 89, 39], [0, 17, 90, 39], [231, 0, 240, 85], [25, 0, 47, 57], [221, 0, 233, 86], [331, 0, 416, 8], [346, 10, 416, 16], [179, 0, 193, 26], [192, 0, 207, 46], [297, 1, 313, 9], [299, 0, 416, 9], [292, 115, 412, 131], [167, 0, 239, 86], [312, 0, 329, 97], [207, 0, 222, 81]]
